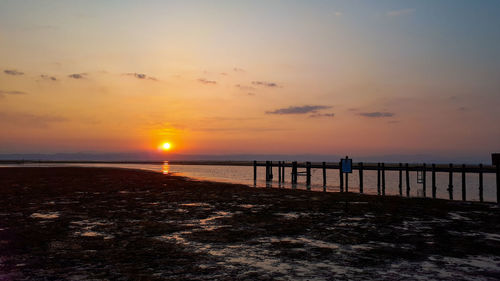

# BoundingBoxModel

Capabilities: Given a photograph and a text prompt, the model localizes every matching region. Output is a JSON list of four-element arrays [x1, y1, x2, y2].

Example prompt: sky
[[0, 0, 499, 161]]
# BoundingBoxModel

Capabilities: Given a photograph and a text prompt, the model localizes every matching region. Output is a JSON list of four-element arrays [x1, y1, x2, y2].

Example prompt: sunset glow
[[162, 142, 172, 151], [0, 1, 499, 162]]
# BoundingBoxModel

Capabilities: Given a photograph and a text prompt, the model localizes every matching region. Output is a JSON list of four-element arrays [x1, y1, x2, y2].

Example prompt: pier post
[[479, 164, 484, 202], [497, 164, 500, 204], [432, 164, 436, 199], [282, 162, 286, 183], [265, 161, 270, 182], [398, 163, 403, 196], [423, 164, 427, 197], [377, 163, 381, 195], [253, 160, 257, 184], [291, 161, 298, 184], [494, 154, 500, 204], [322, 162, 327, 192], [278, 161, 282, 183], [462, 164, 466, 201], [381, 163, 386, 196], [345, 171, 349, 192], [339, 161, 344, 192], [359, 162, 364, 194], [448, 163, 454, 200], [270, 161, 273, 180], [306, 162, 311, 190], [405, 163, 410, 197]]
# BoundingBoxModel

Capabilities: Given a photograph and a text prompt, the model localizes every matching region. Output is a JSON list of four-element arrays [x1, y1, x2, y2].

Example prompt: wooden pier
[[254, 157, 500, 204]]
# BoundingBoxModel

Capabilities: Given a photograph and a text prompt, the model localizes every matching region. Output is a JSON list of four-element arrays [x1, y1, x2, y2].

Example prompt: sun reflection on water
[[162, 161, 169, 174]]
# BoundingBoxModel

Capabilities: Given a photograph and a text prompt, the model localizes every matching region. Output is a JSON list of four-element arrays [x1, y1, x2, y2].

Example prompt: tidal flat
[[0, 167, 499, 280]]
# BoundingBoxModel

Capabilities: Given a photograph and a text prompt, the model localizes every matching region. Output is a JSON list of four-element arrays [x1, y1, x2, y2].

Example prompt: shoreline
[[0, 167, 499, 280]]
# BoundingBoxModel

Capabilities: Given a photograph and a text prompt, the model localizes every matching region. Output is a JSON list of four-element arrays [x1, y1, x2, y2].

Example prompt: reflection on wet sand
[[162, 161, 169, 174]]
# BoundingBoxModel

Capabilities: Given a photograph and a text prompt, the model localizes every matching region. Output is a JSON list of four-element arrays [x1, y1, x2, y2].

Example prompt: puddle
[[275, 212, 305, 219], [30, 212, 60, 219], [180, 202, 213, 207], [79, 231, 113, 239]]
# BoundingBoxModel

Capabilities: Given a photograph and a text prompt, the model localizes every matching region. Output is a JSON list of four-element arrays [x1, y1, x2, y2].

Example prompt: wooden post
[[345, 171, 349, 192], [322, 162, 327, 192], [432, 164, 436, 199], [381, 163, 386, 196], [462, 164, 466, 201], [497, 164, 500, 204], [405, 163, 410, 197], [282, 161, 285, 183], [270, 161, 273, 180], [448, 163, 454, 200], [306, 162, 311, 190], [377, 163, 381, 195], [398, 163, 403, 196], [291, 161, 298, 184], [359, 162, 364, 194], [278, 161, 282, 183], [253, 160, 257, 184], [265, 161, 270, 182], [339, 161, 344, 192], [422, 164, 427, 198], [479, 164, 484, 202]]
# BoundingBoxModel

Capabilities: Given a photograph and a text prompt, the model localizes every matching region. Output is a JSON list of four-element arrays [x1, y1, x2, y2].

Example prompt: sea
[[2, 162, 497, 203]]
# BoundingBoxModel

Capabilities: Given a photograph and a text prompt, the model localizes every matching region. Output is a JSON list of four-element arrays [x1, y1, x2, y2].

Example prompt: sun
[[161, 142, 172, 151]]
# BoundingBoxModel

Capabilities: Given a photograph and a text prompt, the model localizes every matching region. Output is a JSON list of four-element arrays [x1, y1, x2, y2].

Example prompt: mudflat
[[0, 167, 499, 280]]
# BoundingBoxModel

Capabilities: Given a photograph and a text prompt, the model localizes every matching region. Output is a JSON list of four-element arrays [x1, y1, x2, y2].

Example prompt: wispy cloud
[[309, 113, 335, 118], [252, 81, 280, 88], [235, 84, 256, 91], [334, 11, 342, 17], [198, 78, 217, 85], [0, 90, 27, 98], [359, 112, 395, 118], [0, 90, 27, 95], [124, 72, 158, 81], [386, 8, 415, 17], [266, 105, 332, 115], [0, 112, 67, 128], [68, 73, 87, 79], [4, 69, 24, 76], [40, 74, 57, 81], [233, 67, 245, 72]]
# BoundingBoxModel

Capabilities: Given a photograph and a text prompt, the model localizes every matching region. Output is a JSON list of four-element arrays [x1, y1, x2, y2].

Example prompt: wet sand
[[0, 167, 499, 280]]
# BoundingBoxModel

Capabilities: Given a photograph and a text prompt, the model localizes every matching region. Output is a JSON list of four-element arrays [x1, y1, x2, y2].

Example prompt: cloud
[[0, 90, 27, 96], [233, 67, 245, 72], [0, 112, 67, 128], [198, 78, 217, 85], [386, 8, 415, 17], [359, 112, 395, 118], [266, 105, 332, 115], [68, 73, 87, 79], [309, 113, 335, 118], [252, 81, 280, 88], [4, 69, 24, 76], [235, 84, 256, 91], [334, 11, 342, 17], [123, 73, 158, 81], [40, 74, 57, 81]]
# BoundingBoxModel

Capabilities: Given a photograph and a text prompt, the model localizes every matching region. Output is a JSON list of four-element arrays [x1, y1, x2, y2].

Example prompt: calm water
[[1, 162, 497, 202]]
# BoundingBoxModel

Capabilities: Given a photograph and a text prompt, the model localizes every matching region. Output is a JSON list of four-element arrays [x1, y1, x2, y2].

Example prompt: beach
[[0, 167, 499, 280]]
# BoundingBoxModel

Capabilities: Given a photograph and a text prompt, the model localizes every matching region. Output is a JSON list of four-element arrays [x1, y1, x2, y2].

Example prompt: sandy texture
[[0, 167, 499, 280]]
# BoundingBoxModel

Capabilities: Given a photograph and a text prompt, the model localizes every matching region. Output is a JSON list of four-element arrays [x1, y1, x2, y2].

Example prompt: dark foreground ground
[[0, 167, 499, 280]]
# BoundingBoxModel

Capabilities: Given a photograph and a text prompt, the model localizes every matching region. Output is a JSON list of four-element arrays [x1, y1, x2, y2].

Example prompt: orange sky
[[1, 1, 499, 159]]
